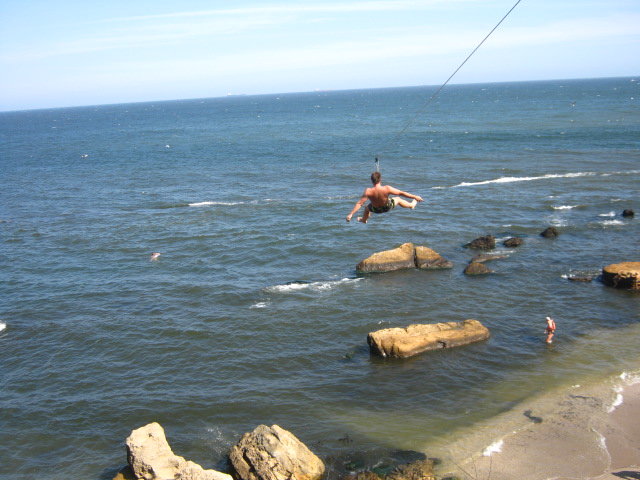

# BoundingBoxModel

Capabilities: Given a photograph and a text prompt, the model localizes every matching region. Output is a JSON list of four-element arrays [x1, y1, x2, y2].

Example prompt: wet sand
[[439, 374, 640, 480]]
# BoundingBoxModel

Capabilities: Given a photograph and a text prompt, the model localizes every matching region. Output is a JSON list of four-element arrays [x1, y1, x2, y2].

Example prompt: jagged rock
[[471, 254, 507, 263], [540, 227, 559, 238], [125, 422, 232, 480], [463, 262, 493, 275], [503, 237, 524, 247], [367, 320, 490, 359], [356, 243, 416, 273], [356, 243, 452, 273], [622, 209, 635, 217], [602, 262, 640, 290], [112, 467, 136, 480], [464, 235, 496, 250], [229, 424, 325, 480], [415, 246, 453, 270]]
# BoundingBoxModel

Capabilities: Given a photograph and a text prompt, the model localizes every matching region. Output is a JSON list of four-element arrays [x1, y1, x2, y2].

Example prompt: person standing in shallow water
[[346, 172, 423, 224], [545, 316, 556, 344]]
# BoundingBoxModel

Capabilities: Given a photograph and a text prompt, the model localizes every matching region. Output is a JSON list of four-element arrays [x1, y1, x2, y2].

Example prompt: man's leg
[[396, 198, 417, 209], [358, 206, 371, 223]]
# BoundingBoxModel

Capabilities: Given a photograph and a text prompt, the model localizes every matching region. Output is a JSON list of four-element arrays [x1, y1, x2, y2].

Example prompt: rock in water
[[464, 235, 496, 250], [503, 237, 524, 247], [540, 226, 559, 238], [463, 262, 494, 275], [622, 209, 635, 217], [229, 424, 325, 480], [367, 320, 490, 359], [602, 262, 640, 290], [414, 246, 453, 270], [356, 242, 416, 273], [125, 422, 232, 480]]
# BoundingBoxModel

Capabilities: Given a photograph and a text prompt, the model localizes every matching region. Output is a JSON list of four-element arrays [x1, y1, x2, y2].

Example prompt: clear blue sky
[[1, 0, 638, 111]]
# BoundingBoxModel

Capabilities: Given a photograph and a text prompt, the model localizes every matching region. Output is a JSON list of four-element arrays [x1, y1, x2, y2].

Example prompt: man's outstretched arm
[[388, 186, 423, 202], [346, 193, 368, 222]]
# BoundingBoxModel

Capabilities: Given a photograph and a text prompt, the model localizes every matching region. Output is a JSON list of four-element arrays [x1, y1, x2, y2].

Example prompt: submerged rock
[[463, 262, 494, 275], [471, 253, 508, 263], [356, 243, 452, 273], [464, 235, 496, 250], [602, 262, 640, 290], [503, 237, 524, 247], [125, 422, 232, 480], [367, 320, 490, 359], [229, 424, 325, 480], [540, 226, 559, 238]]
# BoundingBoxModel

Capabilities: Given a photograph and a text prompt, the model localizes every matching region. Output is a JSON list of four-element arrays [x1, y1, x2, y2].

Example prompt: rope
[[373, 0, 523, 172]]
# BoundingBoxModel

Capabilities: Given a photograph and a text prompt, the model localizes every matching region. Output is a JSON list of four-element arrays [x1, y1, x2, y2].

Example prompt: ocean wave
[[265, 277, 362, 293], [432, 169, 639, 189], [0, 321, 6, 332], [552, 205, 579, 210], [600, 219, 624, 226], [189, 201, 245, 207], [250, 302, 270, 309], [598, 211, 616, 217]]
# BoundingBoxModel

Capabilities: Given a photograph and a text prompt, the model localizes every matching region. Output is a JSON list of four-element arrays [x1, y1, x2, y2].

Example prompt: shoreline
[[434, 370, 640, 480]]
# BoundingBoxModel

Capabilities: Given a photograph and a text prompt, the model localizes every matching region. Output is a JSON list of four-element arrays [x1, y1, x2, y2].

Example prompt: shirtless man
[[545, 316, 556, 344], [346, 172, 423, 223]]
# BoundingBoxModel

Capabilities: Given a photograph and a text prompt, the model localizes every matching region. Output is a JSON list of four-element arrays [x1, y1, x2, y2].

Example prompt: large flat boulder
[[368, 320, 490, 359], [229, 424, 325, 480], [356, 243, 452, 273], [602, 262, 640, 290], [125, 422, 232, 480]]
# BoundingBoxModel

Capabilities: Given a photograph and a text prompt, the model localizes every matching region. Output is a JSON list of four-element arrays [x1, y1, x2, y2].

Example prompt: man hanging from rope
[[346, 172, 423, 224]]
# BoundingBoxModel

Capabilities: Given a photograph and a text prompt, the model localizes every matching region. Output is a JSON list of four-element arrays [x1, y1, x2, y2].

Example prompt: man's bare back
[[346, 172, 423, 224]]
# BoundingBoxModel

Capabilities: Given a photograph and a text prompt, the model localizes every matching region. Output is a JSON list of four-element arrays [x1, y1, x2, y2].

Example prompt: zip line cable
[[373, 0, 523, 172]]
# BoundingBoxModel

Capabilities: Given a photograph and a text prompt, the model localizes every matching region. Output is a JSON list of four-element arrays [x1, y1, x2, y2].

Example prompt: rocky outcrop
[[503, 237, 524, 247], [125, 422, 232, 480], [464, 235, 496, 250], [356, 243, 452, 273], [601, 262, 640, 290], [540, 227, 559, 238], [622, 209, 634, 217], [415, 246, 454, 270], [367, 320, 490, 359], [464, 262, 493, 275], [229, 424, 325, 480]]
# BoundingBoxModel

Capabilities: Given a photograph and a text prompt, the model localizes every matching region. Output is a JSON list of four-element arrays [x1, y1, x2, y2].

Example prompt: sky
[[1, 0, 639, 111]]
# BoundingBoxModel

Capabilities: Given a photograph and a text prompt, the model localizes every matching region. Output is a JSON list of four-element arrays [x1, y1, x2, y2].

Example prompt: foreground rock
[[356, 243, 452, 273], [464, 262, 493, 275], [229, 424, 325, 480], [125, 422, 232, 480], [464, 235, 496, 250], [540, 226, 559, 238], [368, 320, 490, 359], [602, 262, 640, 290]]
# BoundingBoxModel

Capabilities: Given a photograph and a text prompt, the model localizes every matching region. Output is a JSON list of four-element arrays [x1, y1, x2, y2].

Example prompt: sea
[[1, 76, 639, 479]]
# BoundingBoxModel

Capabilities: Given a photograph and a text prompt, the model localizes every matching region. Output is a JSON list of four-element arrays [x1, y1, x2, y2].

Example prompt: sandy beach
[[438, 373, 640, 480]]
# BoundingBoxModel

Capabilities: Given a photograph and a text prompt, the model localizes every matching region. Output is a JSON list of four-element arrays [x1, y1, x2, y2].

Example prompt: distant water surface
[[1, 77, 639, 479]]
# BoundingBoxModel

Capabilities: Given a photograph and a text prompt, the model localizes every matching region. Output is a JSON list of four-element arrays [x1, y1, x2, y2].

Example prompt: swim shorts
[[368, 198, 396, 214]]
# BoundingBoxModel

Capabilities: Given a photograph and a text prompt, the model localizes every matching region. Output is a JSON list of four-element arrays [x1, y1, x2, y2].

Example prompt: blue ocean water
[[1, 77, 639, 479]]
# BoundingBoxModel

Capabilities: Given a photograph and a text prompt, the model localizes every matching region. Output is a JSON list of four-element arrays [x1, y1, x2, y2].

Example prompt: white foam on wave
[[266, 277, 362, 293], [553, 205, 578, 210], [599, 211, 616, 217], [600, 219, 624, 226], [0, 321, 6, 332], [433, 169, 640, 189], [250, 302, 269, 309], [189, 201, 244, 207], [482, 439, 504, 456]]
